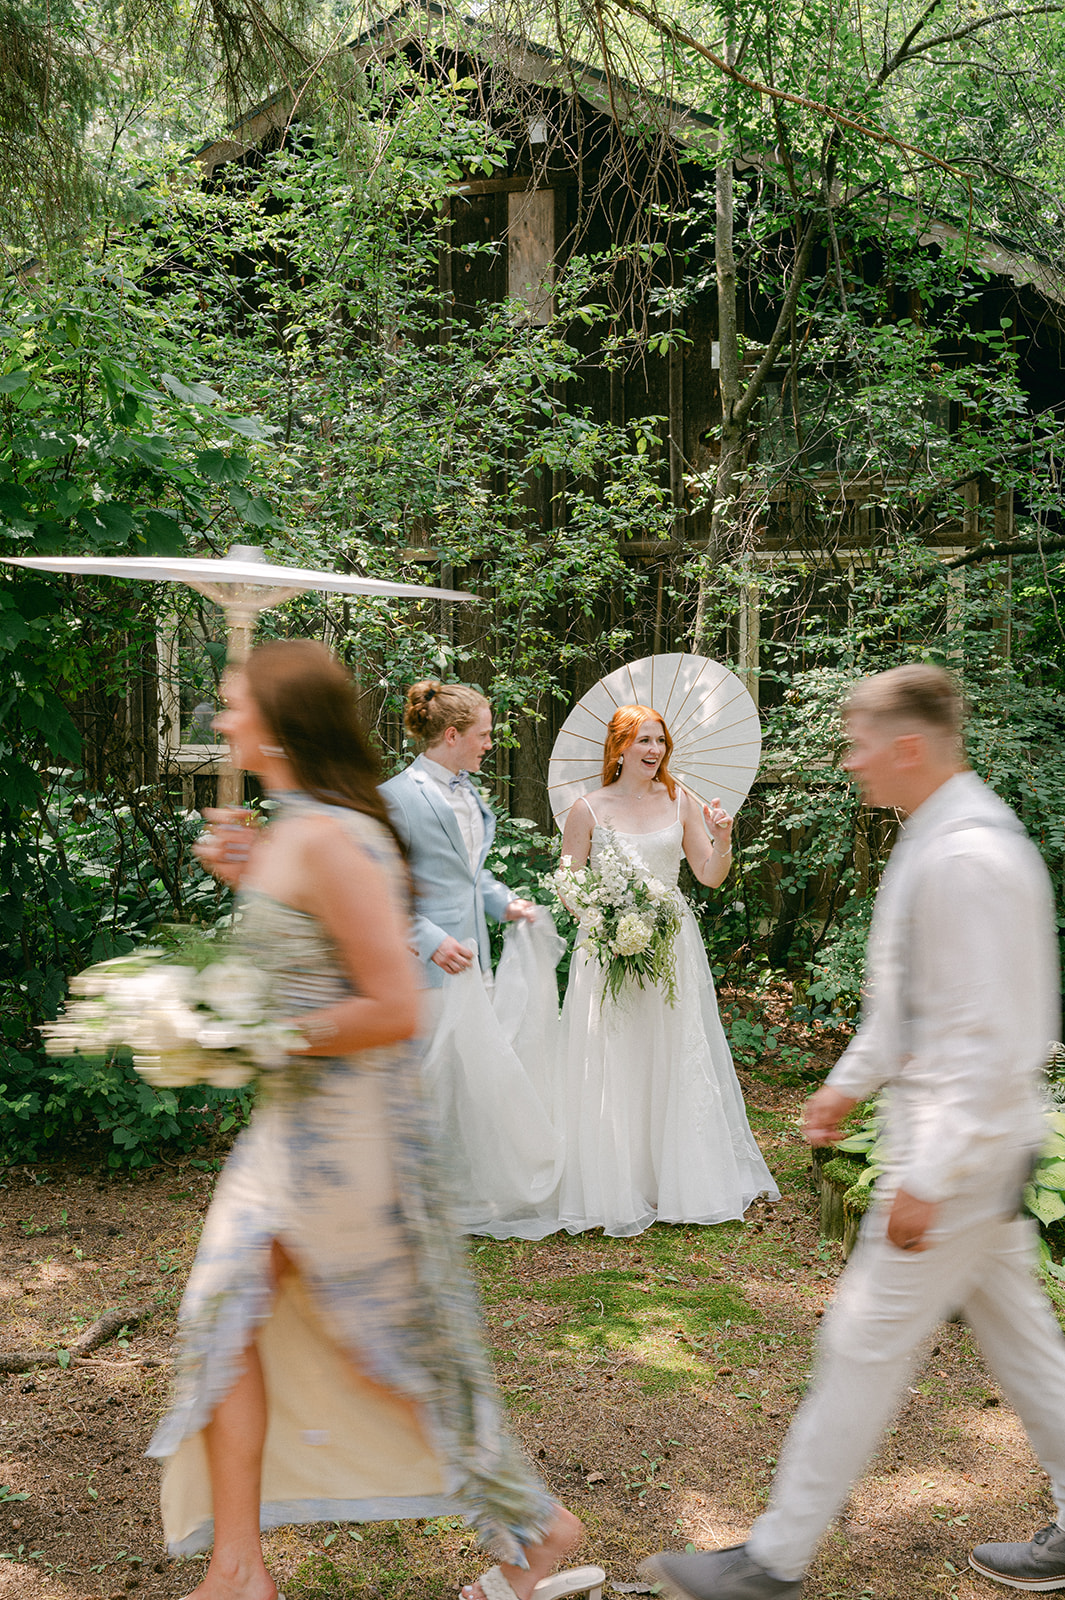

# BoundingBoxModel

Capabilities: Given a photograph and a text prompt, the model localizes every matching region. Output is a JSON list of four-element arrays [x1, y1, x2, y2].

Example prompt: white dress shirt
[[419, 755, 486, 871], [828, 770, 1059, 1213]]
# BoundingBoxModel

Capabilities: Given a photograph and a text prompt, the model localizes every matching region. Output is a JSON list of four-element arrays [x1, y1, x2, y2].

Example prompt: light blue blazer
[[381, 755, 513, 988]]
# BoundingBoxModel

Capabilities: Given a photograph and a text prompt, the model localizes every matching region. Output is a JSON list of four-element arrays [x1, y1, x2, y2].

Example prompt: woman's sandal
[[471, 1564, 606, 1600]]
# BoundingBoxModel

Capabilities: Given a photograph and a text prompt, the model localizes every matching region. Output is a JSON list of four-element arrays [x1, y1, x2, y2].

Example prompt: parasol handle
[[184, 578, 306, 804]]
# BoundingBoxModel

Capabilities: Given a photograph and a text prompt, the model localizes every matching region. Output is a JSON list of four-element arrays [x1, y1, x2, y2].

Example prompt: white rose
[[128, 1001, 202, 1054], [132, 1046, 211, 1087], [197, 961, 272, 1021]]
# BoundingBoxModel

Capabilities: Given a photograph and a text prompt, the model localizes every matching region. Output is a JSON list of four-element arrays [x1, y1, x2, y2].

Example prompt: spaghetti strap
[[584, 796, 600, 824]]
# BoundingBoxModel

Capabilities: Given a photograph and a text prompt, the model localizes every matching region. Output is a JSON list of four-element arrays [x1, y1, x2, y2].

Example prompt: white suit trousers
[[746, 1202, 1065, 1583]]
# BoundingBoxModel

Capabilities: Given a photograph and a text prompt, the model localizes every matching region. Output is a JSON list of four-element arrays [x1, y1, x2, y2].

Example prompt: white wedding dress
[[556, 807, 780, 1236]]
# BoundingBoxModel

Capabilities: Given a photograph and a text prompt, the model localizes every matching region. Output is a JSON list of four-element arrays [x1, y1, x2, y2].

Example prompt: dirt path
[[0, 1079, 1054, 1600]]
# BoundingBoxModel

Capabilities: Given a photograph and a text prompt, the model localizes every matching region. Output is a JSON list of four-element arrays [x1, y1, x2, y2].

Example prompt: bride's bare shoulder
[[572, 788, 611, 820]]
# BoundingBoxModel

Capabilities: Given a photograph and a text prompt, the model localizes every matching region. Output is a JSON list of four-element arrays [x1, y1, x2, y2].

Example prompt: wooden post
[[668, 328, 685, 538]]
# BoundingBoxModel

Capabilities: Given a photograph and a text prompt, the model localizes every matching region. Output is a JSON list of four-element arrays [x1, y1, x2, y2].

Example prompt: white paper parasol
[[1, 544, 472, 803], [548, 653, 762, 830], [1, 553, 463, 614]]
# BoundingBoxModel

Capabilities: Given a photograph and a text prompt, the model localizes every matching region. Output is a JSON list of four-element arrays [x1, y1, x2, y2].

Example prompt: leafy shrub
[[0, 1049, 252, 1169], [827, 1099, 1065, 1240], [484, 810, 560, 906], [1, 781, 245, 1169], [697, 542, 1065, 1012]]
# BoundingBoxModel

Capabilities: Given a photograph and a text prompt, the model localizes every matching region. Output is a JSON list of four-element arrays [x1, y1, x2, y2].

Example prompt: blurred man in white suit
[[643, 663, 1065, 1599]]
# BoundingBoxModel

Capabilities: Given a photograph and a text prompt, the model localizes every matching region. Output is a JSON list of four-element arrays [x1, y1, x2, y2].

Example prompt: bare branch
[[946, 535, 1065, 568], [882, 0, 949, 81], [889, 4, 1063, 69], [602, 0, 974, 187], [0, 1302, 155, 1375], [735, 219, 820, 427]]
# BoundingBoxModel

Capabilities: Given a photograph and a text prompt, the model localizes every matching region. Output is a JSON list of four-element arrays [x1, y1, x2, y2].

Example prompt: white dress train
[[556, 809, 779, 1236], [421, 914, 566, 1239]]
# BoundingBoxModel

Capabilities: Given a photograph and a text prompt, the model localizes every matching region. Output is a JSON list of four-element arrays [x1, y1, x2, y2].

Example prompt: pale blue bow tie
[[448, 770, 473, 793]]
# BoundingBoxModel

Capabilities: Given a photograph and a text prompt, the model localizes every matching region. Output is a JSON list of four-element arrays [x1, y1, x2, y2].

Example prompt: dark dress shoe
[[639, 1547, 801, 1600], [970, 1524, 1065, 1590]]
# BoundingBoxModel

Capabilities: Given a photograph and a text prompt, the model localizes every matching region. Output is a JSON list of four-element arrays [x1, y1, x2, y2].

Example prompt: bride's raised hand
[[702, 797, 734, 854]]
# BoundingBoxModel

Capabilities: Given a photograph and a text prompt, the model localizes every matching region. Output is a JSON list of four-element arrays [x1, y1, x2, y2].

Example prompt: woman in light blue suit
[[382, 681, 536, 991], [382, 681, 567, 1242]]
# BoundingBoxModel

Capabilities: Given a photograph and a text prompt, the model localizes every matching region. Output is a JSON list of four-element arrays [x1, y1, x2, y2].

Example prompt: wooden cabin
[[162, 6, 1065, 826]]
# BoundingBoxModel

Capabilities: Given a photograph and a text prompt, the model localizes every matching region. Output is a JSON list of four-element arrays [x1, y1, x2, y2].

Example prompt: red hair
[[601, 704, 677, 799]]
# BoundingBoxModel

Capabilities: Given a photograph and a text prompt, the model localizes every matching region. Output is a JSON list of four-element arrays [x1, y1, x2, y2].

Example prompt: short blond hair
[[844, 664, 965, 738]]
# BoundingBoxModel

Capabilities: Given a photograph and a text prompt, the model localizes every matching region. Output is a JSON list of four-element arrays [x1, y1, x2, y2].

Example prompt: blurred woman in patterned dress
[[151, 641, 597, 1600]]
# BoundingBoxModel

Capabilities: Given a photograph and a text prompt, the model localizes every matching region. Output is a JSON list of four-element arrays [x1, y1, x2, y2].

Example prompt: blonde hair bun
[[403, 679, 489, 746]]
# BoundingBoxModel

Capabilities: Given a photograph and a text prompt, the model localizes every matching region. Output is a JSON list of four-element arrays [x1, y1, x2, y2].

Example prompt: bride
[[556, 703, 779, 1236]]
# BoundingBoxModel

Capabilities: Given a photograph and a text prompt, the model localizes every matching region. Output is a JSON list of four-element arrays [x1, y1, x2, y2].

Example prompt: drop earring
[[615, 756, 623, 776]]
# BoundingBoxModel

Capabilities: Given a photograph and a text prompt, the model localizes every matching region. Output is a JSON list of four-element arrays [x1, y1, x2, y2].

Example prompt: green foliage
[[828, 1102, 1065, 1237], [0, 0, 349, 251], [694, 536, 1065, 987], [0, 780, 245, 1167], [0, 270, 274, 1165], [0, 74, 676, 1169], [485, 813, 560, 903], [1025, 1111, 1065, 1228], [0, 1048, 252, 1169], [134, 106, 671, 739]]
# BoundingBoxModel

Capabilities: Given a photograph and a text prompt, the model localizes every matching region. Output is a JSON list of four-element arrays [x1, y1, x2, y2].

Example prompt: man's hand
[[802, 1085, 860, 1147], [504, 898, 538, 924], [886, 1189, 939, 1253], [430, 935, 475, 975]]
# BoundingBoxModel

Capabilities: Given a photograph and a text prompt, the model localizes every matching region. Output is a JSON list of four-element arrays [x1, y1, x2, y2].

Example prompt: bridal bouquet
[[42, 949, 300, 1089], [551, 831, 683, 1005]]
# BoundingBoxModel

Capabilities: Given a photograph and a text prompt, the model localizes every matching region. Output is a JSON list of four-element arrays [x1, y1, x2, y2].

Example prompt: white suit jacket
[[828, 770, 1059, 1214], [381, 756, 513, 988]]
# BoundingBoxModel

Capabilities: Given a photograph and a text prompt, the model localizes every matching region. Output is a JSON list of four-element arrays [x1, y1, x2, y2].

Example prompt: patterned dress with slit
[[147, 794, 553, 1561]]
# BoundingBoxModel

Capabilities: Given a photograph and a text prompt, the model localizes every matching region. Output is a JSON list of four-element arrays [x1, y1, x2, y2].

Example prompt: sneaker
[[639, 1546, 801, 1600], [970, 1525, 1065, 1590]]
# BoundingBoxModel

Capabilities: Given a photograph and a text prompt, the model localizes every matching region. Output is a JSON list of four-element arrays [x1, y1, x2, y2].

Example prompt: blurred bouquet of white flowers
[[43, 950, 301, 1089], [550, 832, 683, 1005]]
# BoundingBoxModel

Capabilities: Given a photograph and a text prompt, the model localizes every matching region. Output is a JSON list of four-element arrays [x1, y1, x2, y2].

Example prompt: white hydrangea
[[611, 913, 653, 956]]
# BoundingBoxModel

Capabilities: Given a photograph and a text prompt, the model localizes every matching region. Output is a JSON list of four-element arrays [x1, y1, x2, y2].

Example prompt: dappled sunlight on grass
[[473, 1220, 766, 1391]]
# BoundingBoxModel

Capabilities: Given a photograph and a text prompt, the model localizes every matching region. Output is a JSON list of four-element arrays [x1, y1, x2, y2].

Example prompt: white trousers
[[746, 1202, 1065, 1583]]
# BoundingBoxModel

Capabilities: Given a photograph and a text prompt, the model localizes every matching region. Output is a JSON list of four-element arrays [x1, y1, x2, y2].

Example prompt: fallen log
[[0, 1301, 156, 1375]]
